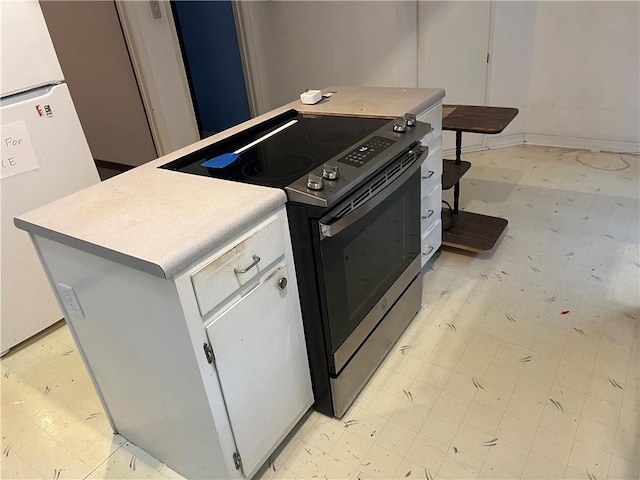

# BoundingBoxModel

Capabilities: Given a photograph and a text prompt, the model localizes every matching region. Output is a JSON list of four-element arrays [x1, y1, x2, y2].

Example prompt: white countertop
[[15, 86, 445, 278], [297, 86, 445, 118]]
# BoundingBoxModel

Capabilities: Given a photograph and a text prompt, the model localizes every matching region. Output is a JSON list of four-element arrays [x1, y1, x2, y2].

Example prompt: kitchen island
[[15, 86, 444, 479]]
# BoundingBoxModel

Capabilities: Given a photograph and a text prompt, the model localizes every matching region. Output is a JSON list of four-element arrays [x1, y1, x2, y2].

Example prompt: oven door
[[318, 147, 426, 375]]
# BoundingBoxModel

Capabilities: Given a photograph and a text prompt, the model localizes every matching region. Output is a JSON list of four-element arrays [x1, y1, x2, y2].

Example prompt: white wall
[[240, 1, 417, 114], [237, 1, 639, 152], [525, 1, 639, 152], [239, 1, 493, 154]]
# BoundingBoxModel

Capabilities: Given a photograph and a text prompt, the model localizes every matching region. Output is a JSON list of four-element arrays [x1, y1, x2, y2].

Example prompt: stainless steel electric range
[[162, 109, 431, 417]]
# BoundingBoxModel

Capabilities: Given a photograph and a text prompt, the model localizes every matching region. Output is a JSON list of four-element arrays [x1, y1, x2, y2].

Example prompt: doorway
[[39, 0, 158, 176], [171, 0, 251, 139]]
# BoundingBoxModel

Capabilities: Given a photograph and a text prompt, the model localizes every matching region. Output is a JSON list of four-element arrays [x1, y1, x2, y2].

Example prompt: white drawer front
[[418, 103, 442, 148], [421, 219, 442, 267], [421, 142, 443, 192], [421, 184, 442, 234], [191, 215, 285, 317]]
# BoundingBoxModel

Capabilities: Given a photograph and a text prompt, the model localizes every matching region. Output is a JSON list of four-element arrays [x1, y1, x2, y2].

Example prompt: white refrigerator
[[1, 0, 100, 355]]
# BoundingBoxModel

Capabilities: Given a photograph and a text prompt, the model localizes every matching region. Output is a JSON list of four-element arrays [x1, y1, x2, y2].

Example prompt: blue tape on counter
[[201, 152, 239, 169]]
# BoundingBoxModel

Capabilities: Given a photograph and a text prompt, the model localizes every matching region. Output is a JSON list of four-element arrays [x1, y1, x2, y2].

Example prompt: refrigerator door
[[1, 0, 64, 97], [1, 83, 99, 354]]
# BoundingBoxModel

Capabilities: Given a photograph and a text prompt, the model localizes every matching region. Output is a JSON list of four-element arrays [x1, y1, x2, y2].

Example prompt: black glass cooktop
[[161, 110, 390, 189]]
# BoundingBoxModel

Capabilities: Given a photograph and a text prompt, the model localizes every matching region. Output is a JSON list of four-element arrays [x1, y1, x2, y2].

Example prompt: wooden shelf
[[439, 104, 518, 253], [442, 210, 508, 253], [442, 159, 471, 190], [442, 105, 519, 134]]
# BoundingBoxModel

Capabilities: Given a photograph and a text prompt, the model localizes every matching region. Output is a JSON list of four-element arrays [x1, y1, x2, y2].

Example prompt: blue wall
[[172, 1, 251, 137]]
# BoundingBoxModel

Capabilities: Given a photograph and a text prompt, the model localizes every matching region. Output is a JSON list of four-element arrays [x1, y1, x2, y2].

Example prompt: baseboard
[[524, 134, 640, 154], [443, 143, 488, 157], [443, 133, 525, 157], [486, 133, 525, 150]]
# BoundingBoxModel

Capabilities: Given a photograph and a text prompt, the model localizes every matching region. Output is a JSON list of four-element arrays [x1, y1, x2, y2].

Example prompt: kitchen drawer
[[421, 142, 443, 192], [418, 103, 442, 148], [421, 184, 442, 234], [421, 219, 442, 267], [191, 215, 285, 317]]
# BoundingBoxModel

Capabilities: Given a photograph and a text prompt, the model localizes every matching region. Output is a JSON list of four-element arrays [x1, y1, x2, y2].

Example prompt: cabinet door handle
[[422, 170, 435, 179], [234, 255, 261, 274], [422, 246, 435, 256], [422, 209, 435, 219]]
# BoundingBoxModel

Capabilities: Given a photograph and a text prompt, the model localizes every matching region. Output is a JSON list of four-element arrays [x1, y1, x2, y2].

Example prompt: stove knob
[[393, 117, 408, 132], [404, 113, 417, 126], [322, 164, 340, 180], [307, 173, 325, 190]]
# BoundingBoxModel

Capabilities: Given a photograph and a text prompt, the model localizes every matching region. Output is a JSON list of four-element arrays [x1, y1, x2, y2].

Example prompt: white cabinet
[[205, 263, 311, 477], [29, 205, 312, 480], [190, 210, 313, 479], [418, 101, 444, 266]]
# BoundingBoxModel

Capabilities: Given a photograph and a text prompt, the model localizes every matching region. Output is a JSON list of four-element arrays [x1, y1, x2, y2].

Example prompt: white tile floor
[[1, 145, 638, 479]]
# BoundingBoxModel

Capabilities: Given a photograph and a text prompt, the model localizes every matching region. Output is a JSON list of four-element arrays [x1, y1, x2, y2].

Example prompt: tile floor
[[1, 145, 638, 479]]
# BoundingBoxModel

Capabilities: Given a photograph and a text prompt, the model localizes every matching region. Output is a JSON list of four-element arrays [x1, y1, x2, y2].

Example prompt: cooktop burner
[[161, 110, 389, 189], [242, 153, 315, 182], [161, 109, 432, 209]]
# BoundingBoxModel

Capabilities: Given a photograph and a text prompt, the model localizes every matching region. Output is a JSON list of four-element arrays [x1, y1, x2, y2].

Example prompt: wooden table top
[[442, 104, 519, 134]]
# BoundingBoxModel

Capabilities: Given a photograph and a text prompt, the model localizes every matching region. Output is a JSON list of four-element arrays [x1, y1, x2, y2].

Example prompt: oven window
[[320, 170, 421, 360]]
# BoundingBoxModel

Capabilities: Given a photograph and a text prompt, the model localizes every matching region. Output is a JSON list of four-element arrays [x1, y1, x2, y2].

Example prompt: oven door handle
[[319, 147, 429, 239]]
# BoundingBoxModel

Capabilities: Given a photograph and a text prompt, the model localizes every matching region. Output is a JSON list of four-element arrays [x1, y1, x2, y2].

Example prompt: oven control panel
[[338, 136, 395, 168]]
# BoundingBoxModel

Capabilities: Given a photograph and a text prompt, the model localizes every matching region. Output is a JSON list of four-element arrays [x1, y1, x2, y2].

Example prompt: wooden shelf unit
[[441, 104, 518, 253]]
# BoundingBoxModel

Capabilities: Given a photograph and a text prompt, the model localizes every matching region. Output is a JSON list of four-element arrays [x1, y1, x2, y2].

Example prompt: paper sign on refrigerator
[[1, 121, 39, 179]]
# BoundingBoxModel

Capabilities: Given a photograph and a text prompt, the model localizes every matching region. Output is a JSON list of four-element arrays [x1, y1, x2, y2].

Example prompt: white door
[[1, 83, 99, 354], [205, 263, 312, 478], [418, 1, 492, 152], [0, 0, 63, 96]]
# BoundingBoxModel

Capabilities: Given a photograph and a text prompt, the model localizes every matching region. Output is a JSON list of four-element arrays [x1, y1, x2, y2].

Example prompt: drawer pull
[[234, 255, 261, 274], [422, 170, 435, 180], [422, 209, 435, 219], [422, 246, 435, 256]]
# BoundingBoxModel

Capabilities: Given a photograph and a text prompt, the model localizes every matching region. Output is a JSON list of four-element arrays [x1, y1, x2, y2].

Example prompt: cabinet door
[[205, 263, 312, 477], [418, 1, 491, 152]]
